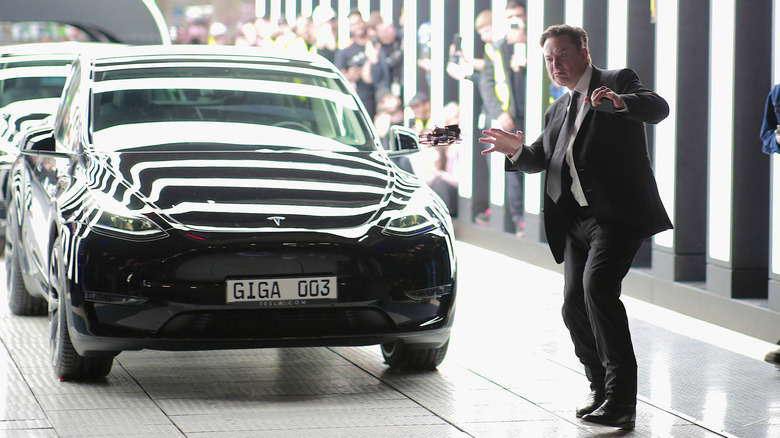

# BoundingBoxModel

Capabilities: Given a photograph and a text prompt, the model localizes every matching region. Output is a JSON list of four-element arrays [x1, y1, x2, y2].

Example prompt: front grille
[[158, 307, 394, 339]]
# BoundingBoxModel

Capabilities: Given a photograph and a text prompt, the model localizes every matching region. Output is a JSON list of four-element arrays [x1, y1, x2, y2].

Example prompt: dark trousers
[[561, 203, 642, 405]]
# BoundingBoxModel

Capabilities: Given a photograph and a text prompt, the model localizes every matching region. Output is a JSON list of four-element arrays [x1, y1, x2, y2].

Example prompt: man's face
[[349, 13, 367, 39], [376, 22, 397, 44], [477, 25, 493, 44], [505, 6, 526, 23], [543, 35, 588, 90]]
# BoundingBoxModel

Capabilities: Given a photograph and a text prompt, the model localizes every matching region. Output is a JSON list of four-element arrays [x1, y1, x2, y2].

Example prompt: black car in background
[[6, 45, 457, 380], [0, 43, 117, 247]]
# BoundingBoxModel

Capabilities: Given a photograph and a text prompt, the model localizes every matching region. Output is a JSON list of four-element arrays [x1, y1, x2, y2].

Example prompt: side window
[[54, 60, 81, 150]]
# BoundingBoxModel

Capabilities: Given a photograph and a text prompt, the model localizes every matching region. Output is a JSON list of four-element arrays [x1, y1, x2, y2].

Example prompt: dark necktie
[[546, 91, 580, 203]]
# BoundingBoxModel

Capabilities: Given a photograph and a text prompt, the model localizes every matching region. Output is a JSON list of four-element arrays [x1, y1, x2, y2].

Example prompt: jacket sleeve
[[613, 69, 669, 125], [760, 85, 780, 155], [504, 99, 562, 174]]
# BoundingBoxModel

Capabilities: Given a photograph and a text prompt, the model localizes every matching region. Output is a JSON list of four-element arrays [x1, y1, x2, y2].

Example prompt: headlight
[[93, 211, 167, 240], [89, 194, 167, 241], [382, 191, 443, 236]]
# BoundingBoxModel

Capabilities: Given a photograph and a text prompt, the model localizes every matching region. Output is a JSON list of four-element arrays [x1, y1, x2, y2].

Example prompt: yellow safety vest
[[485, 42, 510, 112]]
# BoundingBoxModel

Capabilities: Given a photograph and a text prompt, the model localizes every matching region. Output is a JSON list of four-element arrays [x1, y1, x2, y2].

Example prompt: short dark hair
[[506, 0, 526, 9], [539, 24, 592, 64]]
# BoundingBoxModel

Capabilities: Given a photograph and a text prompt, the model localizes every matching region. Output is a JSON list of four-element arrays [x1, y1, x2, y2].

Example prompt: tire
[[381, 338, 449, 371], [7, 240, 46, 316], [49, 243, 114, 381]]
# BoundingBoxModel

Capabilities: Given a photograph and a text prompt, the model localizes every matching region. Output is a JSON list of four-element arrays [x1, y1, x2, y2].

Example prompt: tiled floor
[[0, 241, 777, 437]]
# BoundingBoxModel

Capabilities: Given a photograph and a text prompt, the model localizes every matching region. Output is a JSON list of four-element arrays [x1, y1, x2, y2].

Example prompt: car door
[[19, 131, 65, 296], [20, 61, 84, 295]]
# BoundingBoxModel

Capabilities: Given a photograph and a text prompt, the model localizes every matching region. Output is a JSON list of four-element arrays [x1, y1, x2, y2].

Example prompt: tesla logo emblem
[[268, 216, 285, 226]]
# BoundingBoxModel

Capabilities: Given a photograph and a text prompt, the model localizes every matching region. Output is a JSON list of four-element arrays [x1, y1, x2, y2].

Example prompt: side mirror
[[19, 127, 58, 155], [387, 126, 420, 154]]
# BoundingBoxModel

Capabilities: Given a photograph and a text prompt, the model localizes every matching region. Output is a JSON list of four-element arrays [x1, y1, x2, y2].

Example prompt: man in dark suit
[[480, 24, 671, 430]]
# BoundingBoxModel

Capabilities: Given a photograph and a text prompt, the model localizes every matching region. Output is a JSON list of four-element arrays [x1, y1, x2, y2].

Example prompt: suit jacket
[[508, 66, 672, 263]]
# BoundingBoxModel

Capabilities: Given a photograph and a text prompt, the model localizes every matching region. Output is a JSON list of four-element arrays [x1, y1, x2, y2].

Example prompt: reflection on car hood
[[1, 98, 59, 153], [97, 149, 417, 236]]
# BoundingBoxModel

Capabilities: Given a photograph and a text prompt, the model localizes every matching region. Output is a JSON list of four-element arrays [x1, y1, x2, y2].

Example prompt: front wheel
[[381, 338, 449, 371], [49, 243, 115, 381]]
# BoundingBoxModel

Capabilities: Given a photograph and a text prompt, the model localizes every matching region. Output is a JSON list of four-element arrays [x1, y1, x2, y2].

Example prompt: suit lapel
[[550, 93, 572, 149], [580, 66, 603, 123]]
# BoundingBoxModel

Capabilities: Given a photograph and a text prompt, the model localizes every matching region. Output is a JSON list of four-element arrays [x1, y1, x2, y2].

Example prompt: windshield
[[0, 61, 71, 107], [91, 64, 376, 152]]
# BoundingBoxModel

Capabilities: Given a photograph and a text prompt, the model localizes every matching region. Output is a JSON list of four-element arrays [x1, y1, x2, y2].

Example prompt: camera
[[508, 17, 524, 30], [449, 33, 462, 64]]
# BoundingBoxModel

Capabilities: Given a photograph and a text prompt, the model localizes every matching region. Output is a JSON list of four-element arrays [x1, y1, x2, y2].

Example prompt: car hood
[[97, 148, 417, 236]]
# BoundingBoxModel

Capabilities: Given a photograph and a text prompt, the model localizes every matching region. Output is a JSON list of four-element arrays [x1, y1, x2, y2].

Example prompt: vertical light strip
[[285, 0, 297, 24], [707, 0, 736, 262], [300, 0, 313, 19], [489, 149, 506, 206], [430, 0, 445, 126], [523, 0, 544, 215], [489, 0, 506, 207], [565, 0, 585, 28], [269, 0, 282, 26], [380, 0, 394, 23], [652, 0, 678, 249], [358, 0, 371, 21], [607, 0, 628, 69], [402, 0, 417, 106], [492, 0, 508, 41], [255, 0, 266, 18], [458, 0, 475, 199], [337, 0, 351, 49], [772, 0, 780, 275]]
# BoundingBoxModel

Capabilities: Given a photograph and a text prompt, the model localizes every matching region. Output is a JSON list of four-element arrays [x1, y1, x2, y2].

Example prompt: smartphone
[[452, 33, 462, 52], [450, 34, 462, 63], [592, 98, 614, 113]]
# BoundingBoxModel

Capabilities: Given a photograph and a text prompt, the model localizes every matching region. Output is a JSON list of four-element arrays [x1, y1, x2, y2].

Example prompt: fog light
[[84, 291, 148, 305], [404, 285, 452, 300]]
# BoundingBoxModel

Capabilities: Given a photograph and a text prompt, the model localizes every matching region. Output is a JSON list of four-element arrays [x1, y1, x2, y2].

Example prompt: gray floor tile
[[0, 242, 775, 437]]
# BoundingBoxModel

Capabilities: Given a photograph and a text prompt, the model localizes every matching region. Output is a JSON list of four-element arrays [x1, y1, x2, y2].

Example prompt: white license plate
[[226, 276, 337, 304]]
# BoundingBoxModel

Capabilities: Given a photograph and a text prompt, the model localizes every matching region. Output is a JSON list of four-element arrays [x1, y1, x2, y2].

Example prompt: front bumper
[[65, 229, 456, 355]]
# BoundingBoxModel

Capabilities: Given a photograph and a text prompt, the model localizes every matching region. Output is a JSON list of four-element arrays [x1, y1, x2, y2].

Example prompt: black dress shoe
[[581, 399, 636, 430], [575, 390, 605, 418]]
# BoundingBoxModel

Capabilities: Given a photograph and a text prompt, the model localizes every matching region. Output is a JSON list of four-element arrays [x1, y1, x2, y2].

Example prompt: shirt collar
[[572, 64, 593, 97]]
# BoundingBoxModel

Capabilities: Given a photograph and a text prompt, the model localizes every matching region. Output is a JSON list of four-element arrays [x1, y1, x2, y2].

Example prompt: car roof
[[1, 0, 168, 45], [82, 45, 338, 72], [0, 42, 123, 59]]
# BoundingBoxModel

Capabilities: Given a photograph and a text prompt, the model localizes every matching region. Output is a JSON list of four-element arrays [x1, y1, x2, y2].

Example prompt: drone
[[420, 124, 462, 146]]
